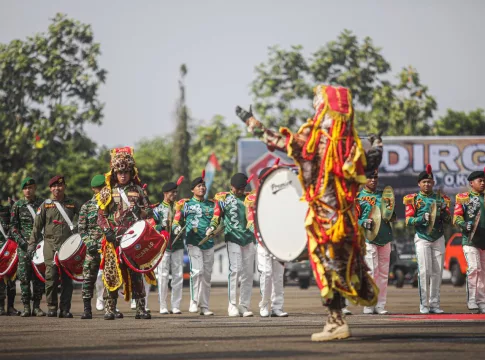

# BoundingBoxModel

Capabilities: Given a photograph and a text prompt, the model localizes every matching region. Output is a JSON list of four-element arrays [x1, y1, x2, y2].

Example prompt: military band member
[[453, 169, 485, 313], [155, 177, 184, 315], [9, 177, 45, 317], [173, 172, 215, 316], [28, 175, 80, 318], [404, 165, 451, 314], [356, 169, 396, 315]]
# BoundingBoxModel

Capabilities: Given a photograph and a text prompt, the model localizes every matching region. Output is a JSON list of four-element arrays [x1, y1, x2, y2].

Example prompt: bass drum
[[254, 166, 308, 262]]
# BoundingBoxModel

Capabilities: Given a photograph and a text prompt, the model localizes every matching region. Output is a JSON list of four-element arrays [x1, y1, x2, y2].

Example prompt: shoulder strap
[[0, 221, 7, 239], [53, 201, 74, 231], [26, 204, 36, 219], [118, 187, 131, 208]]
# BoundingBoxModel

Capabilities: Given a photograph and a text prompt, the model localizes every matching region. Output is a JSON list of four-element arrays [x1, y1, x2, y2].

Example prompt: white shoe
[[96, 298, 104, 311], [160, 308, 170, 315], [131, 299, 136, 310], [429, 308, 444, 314], [238, 305, 253, 317], [375, 308, 389, 315], [200, 308, 214, 316], [172, 308, 182, 315], [420, 306, 429, 314], [260, 307, 270, 317], [342, 307, 352, 315], [363, 306, 374, 315], [271, 309, 288, 317], [189, 301, 198, 313], [479, 306, 485, 314], [228, 304, 240, 317]]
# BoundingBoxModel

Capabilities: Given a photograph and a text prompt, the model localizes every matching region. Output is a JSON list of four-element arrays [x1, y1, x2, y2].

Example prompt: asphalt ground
[[2, 284, 485, 360]]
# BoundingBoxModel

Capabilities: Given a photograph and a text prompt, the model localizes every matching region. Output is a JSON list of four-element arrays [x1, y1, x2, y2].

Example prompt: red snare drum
[[57, 234, 86, 281], [0, 239, 18, 280], [32, 241, 46, 282], [120, 220, 167, 268]]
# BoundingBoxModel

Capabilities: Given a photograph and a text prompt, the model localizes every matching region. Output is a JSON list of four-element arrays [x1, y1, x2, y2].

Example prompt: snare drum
[[255, 167, 308, 262], [0, 239, 19, 280], [57, 234, 86, 280], [31, 241, 46, 283]]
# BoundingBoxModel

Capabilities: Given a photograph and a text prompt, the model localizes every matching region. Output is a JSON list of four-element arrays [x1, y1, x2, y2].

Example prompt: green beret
[[90, 174, 106, 188], [21, 177, 36, 190]]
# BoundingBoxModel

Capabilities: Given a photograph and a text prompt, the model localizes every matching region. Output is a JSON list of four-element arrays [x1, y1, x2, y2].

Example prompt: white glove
[[173, 226, 181, 235], [362, 219, 373, 230], [424, 213, 430, 222], [440, 201, 447, 211], [205, 226, 215, 236], [466, 222, 473, 232]]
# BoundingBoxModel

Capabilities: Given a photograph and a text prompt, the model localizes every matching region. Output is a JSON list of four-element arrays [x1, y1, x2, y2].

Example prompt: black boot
[[59, 310, 73, 318], [7, 296, 20, 316], [0, 299, 7, 316], [32, 300, 46, 317], [135, 298, 151, 320], [20, 303, 31, 317], [104, 298, 115, 320], [81, 299, 92, 319], [47, 309, 57, 317]]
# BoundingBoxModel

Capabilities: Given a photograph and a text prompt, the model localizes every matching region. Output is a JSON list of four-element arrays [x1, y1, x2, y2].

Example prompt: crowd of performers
[[1, 85, 485, 342]]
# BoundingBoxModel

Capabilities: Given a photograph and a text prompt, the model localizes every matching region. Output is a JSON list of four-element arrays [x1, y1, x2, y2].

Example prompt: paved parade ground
[[2, 284, 485, 360]]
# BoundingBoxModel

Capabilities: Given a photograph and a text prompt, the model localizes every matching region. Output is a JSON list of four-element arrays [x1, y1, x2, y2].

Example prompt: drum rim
[[120, 220, 148, 250], [58, 234, 84, 262], [32, 240, 45, 265], [254, 166, 307, 262]]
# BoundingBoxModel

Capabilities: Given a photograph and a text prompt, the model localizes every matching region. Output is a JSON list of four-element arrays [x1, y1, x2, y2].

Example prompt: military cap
[[468, 170, 485, 182], [231, 173, 248, 189], [191, 170, 206, 190], [49, 175, 65, 187], [21, 177, 36, 190], [90, 174, 106, 188], [162, 176, 184, 193], [365, 169, 379, 179], [418, 164, 434, 183]]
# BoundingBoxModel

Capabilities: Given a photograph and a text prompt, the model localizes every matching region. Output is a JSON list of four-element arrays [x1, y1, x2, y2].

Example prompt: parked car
[[284, 260, 312, 289], [388, 242, 418, 288], [444, 233, 466, 287]]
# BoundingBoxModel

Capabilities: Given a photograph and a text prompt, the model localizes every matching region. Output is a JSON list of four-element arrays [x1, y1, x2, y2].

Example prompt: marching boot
[[114, 298, 123, 319], [7, 295, 20, 316], [0, 299, 7, 316], [32, 300, 46, 317], [81, 298, 93, 319], [135, 298, 151, 319], [311, 309, 350, 342], [20, 303, 32, 317], [103, 298, 115, 320]]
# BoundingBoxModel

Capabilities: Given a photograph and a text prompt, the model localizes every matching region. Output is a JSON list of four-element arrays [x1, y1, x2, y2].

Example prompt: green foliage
[[0, 13, 106, 200], [433, 108, 485, 135]]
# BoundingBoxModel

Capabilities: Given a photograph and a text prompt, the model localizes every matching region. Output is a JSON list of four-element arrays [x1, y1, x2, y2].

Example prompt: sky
[[1, 0, 484, 148]]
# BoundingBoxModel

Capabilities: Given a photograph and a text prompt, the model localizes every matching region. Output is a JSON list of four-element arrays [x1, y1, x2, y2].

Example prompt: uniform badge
[[135, 244, 141, 250], [36, 207, 41, 215], [46, 199, 52, 204]]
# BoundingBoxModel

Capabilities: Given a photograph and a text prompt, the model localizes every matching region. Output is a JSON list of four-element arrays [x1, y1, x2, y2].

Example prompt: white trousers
[[257, 244, 284, 311], [187, 245, 214, 310], [96, 270, 104, 304], [227, 242, 255, 309], [415, 235, 445, 310], [463, 245, 485, 309], [157, 249, 184, 310], [364, 242, 391, 310]]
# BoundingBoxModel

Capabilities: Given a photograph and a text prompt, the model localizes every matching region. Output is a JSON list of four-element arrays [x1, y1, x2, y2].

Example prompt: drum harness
[[53, 201, 75, 232], [0, 220, 7, 240]]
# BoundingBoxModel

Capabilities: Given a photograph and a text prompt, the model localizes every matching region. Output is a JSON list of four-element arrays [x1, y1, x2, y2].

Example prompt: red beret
[[49, 175, 65, 187]]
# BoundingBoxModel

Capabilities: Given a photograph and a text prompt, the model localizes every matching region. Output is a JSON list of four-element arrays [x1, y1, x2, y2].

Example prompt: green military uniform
[[9, 195, 45, 314], [154, 201, 184, 251], [0, 203, 18, 315], [29, 190, 80, 315], [454, 191, 485, 250]]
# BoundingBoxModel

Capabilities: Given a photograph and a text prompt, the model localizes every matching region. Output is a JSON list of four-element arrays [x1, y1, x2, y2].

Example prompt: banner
[[204, 153, 221, 200]]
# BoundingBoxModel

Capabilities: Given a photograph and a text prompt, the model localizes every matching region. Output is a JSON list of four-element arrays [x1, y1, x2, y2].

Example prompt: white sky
[[1, 0, 484, 147]]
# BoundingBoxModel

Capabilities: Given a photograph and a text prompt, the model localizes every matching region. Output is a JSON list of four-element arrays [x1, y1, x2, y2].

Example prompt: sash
[[26, 204, 36, 219], [0, 221, 7, 239], [53, 201, 74, 231]]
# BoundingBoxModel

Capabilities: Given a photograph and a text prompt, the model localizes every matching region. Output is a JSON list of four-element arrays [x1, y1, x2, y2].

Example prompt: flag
[[204, 153, 221, 199]]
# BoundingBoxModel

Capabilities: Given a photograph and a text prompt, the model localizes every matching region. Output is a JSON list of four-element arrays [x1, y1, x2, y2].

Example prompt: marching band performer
[[453, 169, 485, 313], [404, 165, 451, 314], [9, 178, 45, 317], [236, 84, 383, 341], [247, 167, 288, 318], [172, 172, 215, 316], [154, 176, 185, 315], [96, 147, 153, 320], [356, 169, 396, 315], [209, 173, 256, 317]]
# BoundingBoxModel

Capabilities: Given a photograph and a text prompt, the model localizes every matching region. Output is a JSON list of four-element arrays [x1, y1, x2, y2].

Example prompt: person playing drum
[[28, 175, 80, 318], [9, 177, 45, 317], [208, 173, 256, 317], [154, 176, 185, 315], [403, 164, 451, 314], [236, 85, 383, 341], [0, 201, 20, 316], [96, 147, 153, 320], [356, 169, 396, 315], [173, 172, 216, 316], [247, 167, 288, 318]]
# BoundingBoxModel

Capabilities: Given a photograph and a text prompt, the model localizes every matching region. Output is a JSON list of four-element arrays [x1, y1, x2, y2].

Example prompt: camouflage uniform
[[0, 204, 18, 315], [9, 198, 45, 309]]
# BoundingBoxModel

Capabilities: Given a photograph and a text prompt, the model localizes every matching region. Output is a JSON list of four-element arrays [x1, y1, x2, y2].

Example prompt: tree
[[171, 64, 191, 198], [433, 108, 485, 136], [189, 116, 242, 199], [0, 13, 106, 199]]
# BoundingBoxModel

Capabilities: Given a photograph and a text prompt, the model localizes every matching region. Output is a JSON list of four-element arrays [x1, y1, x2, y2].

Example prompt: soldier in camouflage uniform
[[0, 202, 20, 316], [97, 147, 153, 320], [28, 175, 80, 318], [9, 177, 45, 317]]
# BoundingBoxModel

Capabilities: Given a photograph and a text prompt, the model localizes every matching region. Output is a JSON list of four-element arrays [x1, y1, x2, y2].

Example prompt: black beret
[[191, 177, 205, 190], [365, 168, 378, 179], [162, 182, 177, 193], [468, 171, 485, 182], [418, 164, 434, 183], [230, 173, 248, 189]]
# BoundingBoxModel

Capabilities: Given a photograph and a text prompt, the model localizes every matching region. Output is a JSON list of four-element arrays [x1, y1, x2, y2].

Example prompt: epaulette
[[214, 192, 229, 202], [175, 198, 189, 211], [403, 193, 417, 205], [244, 192, 257, 208], [455, 192, 469, 205]]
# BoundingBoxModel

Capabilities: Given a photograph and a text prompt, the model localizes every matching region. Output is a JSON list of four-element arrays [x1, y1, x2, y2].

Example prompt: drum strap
[[53, 201, 74, 231], [26, 204, 36, 219], [118, 188, 131, 209], [0, 221, 7, 239]]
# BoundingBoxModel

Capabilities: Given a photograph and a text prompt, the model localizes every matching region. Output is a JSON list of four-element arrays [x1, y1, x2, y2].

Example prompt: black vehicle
[[388, 241, 418, 288], [284, 260, 312, 289]]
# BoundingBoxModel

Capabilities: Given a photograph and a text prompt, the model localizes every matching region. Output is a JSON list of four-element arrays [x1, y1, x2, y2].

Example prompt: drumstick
[[171, 225, 187, 245], [198, 225, 224, 246], [116, 230, 135, 239]]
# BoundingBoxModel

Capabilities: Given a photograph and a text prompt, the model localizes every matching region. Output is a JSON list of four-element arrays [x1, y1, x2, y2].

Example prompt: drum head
[[255, 167, 308, 262], [120, 220, 146, 248], [58, 234, 82, 261], [33, 241, 44, 265]]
